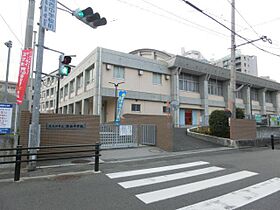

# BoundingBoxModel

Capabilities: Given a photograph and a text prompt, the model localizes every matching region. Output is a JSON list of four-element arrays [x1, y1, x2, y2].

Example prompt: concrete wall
[[122, 114, 173, 151], [256, 127, 280, 139]]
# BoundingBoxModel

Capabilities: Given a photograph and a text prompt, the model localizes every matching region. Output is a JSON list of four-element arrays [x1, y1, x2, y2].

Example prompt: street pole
[[4, 41, 12, 103], [25, 0, 36, 111], [29, 7, 46, 170], [229, 0, 236, 119], [55, 76, 60, 114]]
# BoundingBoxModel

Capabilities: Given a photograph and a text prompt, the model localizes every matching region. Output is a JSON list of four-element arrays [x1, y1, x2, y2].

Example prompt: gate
[[100, 124, 138, 149], [139, 124, 156, 145]]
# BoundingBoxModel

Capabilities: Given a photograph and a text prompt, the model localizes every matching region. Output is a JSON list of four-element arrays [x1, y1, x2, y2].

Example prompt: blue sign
[[115, 90, 127, 125], [0, 103, 13, 134]]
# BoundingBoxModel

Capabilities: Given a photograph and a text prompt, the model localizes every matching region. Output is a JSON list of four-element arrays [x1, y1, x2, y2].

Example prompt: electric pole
[[229, 0, 236, 118]]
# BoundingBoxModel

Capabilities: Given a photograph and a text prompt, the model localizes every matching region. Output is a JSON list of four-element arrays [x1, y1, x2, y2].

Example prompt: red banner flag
[[16, 49, 33, 105]]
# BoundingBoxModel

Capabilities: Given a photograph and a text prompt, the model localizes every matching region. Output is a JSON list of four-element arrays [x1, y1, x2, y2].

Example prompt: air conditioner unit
[[106, 64, 112, 70], [165, 75, 170, 80], [138, 70, 144, 76]]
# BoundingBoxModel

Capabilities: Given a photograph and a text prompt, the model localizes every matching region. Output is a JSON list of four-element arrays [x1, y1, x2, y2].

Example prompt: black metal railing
[[0, 143, 101, 182]]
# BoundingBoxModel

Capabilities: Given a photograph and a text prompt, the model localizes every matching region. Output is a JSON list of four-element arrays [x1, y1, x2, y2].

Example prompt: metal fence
[[0, 143, 101, 182], [100, 124, 138, 149], [139, 124, 156, 145], [100, 124, 156, 149]]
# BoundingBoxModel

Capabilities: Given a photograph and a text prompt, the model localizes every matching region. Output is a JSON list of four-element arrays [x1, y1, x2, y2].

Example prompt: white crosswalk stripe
[[106, 161, 209, 179], [106, 161, 280, 208], [136, 171, 258, 204], [119, 166, 224, 189], [177, 177, 280, 210]]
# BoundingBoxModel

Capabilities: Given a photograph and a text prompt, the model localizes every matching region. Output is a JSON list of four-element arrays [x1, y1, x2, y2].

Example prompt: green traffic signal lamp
[[59, 65, 71, 76]]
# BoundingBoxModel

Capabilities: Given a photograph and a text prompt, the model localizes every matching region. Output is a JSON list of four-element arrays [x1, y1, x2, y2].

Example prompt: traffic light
[[73, 7, 107, 29], [59, 55, 72, 76]]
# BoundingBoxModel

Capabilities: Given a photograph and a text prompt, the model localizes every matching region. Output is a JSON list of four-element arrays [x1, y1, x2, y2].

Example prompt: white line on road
[[119, 166, 224, 188], [106, 161, 209, 179], [136, 170, 258, 204], [177, 177, 280, 210]]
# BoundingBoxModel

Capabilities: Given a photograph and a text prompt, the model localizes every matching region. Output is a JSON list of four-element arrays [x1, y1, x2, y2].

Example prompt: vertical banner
[[115, 90, 127, 125], [16, 49, 33, 105], [0, 103, 13, 134]]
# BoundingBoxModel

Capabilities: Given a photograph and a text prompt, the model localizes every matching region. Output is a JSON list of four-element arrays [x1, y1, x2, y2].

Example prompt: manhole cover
[[71, 159, 91, 164]]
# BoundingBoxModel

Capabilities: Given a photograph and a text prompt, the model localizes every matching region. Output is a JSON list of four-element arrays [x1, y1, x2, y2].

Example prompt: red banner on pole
[[16, 49, 33, 105]]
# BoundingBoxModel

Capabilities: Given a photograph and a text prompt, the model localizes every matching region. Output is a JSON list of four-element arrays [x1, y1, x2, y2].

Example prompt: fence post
[[271, 135, 275, 150], [14, 145, 22, 181], [94, 142, 100, 172]]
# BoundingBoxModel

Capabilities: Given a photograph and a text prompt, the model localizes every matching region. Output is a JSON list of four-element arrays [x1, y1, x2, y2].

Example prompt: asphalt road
[[1, 147, 280, 210]]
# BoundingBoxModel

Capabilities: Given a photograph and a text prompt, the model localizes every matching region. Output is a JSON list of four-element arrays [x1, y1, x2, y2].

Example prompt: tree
[[236, 108, 245, 119], [209, 110, 230, 138]]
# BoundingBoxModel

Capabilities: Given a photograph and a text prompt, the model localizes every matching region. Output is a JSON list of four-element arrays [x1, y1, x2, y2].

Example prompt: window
[[163, 106, 170, 113], [60, 88, 63, 99], [46, 101, 49, 108], [85, 65, 93, 84], [266, 91, 272, 103], [64, 84, 68, 96], [46, 89, 50, 97], [153, 73, 162, 85], [236, 85, 242, 99], [113, 66, 125, 79], [50, 100, 54, 108], [50, 88, 54, 96], [251, 89, 258, 101], [208, 79, 223, 96], [131, 104, 141, 112], [70, 80, 75, 93], [77, 73, 83, 89], [179, 73, 199, 92]]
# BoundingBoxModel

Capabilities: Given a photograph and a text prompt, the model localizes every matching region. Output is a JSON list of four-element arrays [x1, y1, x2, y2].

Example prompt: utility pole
[[4, 41, 12, 103], [229, 0, 236, 119], [29, 7, 46, 170], [28, 31, 37, 111]]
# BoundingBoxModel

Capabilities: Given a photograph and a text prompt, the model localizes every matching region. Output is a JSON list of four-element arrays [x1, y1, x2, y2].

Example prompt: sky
[[1, 0, 280, 83]]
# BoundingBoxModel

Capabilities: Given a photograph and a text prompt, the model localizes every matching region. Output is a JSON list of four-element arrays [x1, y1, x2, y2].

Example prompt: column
[[222, 80, 230, 109], [199, 75, 209, 126], [272, 91, 280, 115], [258, 88, 266, 115], [242, 85, 251, 118]]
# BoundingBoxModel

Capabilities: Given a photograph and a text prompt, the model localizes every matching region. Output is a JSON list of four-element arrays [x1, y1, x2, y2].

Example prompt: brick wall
[[230, 119, 256, 140], [20, 111, 100, 149], [122, 114, 173, 151]]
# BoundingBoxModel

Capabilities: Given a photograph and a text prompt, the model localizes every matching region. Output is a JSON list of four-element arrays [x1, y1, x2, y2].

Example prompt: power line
[[0, 13, 23, 47], [181, 0, 280, 57], [226, 0, 260, 36], [114, 0, 229, 38]]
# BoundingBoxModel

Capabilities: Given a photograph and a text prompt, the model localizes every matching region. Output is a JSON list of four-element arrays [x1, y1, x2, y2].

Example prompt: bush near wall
[[209, 110, 230, 138]]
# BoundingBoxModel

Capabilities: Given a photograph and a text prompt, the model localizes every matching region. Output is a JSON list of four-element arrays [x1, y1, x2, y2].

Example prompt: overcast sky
[[1, 0, 280, 83]]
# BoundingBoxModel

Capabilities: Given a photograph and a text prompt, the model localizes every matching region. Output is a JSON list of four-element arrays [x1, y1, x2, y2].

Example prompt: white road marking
[[106, 161, 209, 179], [136, 171, 258, 204], [177, 177, 280, 210], [119, 166, 224, 189]]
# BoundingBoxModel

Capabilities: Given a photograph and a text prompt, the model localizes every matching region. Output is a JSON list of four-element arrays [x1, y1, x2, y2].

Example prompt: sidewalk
[[0, 146, 233, 182]]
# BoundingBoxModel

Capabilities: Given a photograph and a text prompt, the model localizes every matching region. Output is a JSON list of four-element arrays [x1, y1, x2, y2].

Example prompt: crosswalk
[[106, 161, 280, 209]]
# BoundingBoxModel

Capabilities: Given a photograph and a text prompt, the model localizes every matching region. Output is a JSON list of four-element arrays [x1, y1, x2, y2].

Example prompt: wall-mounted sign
[[46, 123, 86, 129], [0, 103, 13, 134]]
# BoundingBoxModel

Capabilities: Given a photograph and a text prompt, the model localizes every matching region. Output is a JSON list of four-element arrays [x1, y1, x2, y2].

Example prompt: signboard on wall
[[0, 103, 13, 134]]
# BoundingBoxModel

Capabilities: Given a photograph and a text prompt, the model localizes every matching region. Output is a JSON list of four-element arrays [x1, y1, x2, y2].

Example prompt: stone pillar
[[73, 102, 76, 114], [199, 75, 209, 126], [258, 88, 266, 115], [170, 68, 180, 127], [242, 85, 251, 118]]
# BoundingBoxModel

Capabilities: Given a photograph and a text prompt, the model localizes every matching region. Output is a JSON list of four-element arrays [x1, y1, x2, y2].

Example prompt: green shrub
[[209, 110, 230, 138], [236, 108, 245, 119]]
